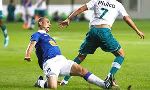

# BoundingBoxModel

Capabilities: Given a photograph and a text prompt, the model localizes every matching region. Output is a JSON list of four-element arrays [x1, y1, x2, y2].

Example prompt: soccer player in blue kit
[[24, 17, 113, 89], [59, 0, 144, 86]]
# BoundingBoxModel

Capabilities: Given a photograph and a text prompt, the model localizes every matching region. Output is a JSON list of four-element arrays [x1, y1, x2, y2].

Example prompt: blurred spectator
[[34, 0, 47, 21], [16, 13, 23, 22], [60, 12, 67, 21], [52, 11, 61, 21], [78, 13, 87, 21], [22, 0, 35, 29], [7, 0, 15, 22]]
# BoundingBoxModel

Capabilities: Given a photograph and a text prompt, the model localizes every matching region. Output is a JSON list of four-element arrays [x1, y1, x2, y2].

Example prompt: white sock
[[38, 80, 46, 88], [87, 74, 105, 88], [107, 73, 111, 77]]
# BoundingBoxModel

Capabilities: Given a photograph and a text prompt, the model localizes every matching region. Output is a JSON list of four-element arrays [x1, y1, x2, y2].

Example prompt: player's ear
[[38, 21, 43, 26]]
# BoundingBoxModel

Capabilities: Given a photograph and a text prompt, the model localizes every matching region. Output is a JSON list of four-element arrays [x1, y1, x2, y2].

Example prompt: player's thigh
[[59, 58, 88, 77], [59, 59, 75, 76], [70, 63, 88, 77], [99, 29, 121, 52], [27, 7, 34, 17], [79, 32, 99, 55], [47, 75, 58, 89], [43, 58, 61, 77]]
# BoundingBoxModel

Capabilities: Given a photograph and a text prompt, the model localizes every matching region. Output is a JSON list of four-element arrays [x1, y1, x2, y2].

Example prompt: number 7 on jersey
[[99, 8, 108, 19]]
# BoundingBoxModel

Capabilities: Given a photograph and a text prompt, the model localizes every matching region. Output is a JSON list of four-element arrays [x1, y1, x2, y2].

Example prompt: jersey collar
[[38, 30, 46, 33]]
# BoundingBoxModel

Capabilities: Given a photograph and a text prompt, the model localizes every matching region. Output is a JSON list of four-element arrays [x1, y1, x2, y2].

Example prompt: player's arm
[[25, 0, 31, 7], [37, 0, 45, 7], [24, 41, 37, 62], [123, 16, 144, 39], [59, 4, 88, 27]]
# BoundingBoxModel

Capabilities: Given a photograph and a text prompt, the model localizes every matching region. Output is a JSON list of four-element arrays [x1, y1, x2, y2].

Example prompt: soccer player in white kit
[[24, 17, 112, 89], [59, 0, 144, 86], [22, 0, 35, 29], [34, 0, 47, 20], [0, 0, 9, 47]]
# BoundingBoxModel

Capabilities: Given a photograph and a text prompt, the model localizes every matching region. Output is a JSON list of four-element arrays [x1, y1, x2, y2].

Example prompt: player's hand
[[59, 18, 70, 28], [24, 57, 32, 62], [136, 30, 144, 39]]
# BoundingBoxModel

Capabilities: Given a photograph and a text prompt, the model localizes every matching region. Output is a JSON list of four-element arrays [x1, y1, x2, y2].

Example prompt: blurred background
[[0, 0, 150, 90], [2, 0, 150, 23]]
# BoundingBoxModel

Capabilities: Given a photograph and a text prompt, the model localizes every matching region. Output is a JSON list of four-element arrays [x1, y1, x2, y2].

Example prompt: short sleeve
[[30, 32, 40, 42], [118, 3, 129, 17], [86, 0, 97, 10]]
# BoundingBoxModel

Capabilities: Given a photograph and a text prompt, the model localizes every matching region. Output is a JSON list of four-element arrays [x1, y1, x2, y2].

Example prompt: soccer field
[[0, 20, 150, 90]]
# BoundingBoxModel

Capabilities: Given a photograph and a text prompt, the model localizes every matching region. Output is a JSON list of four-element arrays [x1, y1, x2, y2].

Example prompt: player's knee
[[120, 49, 125, 57], [119, 52, 125, 59], [78, 67, 88, 77], [113, 48, 125, 57], [120, 51, 125, 58], [48, 84, 57, 89]]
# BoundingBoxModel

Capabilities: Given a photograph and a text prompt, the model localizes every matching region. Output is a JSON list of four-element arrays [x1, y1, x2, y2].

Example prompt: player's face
[[42, 18, 51, 32]]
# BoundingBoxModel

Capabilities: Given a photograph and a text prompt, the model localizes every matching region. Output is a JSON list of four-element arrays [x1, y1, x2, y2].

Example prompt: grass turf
[[0, 20, 150, 90]]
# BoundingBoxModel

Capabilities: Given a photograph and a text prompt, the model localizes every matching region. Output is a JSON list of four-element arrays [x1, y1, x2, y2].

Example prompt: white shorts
[[43, 55, 75, 77], [22, 6, 35, 17]]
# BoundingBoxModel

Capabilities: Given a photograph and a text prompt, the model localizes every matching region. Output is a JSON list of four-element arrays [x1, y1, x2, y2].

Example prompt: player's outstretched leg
[[34, 62, 112, 89], [61, 54, 86, 85], [0, 23, 9, 47], [106, 48, 125, 86], [70, 63, 112, 89]]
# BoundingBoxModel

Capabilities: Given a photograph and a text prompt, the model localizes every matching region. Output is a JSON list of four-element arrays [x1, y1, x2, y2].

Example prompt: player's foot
[[4, 36, 9, 47], [112, 78, 119, 87], [60, 79, 68, 86], [104, 75, 119, 89], [34, 76, 43, 88], [23, 23, 29, 29], [104, 76, 112, 89]]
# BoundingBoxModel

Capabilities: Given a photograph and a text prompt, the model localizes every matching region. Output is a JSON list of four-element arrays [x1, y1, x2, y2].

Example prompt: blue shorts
[[79, 27, 121, 55], [0, 11, 3, 19]]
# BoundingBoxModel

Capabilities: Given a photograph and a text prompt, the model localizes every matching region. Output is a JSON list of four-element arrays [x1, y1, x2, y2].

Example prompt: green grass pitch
[[0, 20, 150, 90]]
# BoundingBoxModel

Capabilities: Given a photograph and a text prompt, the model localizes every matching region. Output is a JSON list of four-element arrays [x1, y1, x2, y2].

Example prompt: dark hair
[[38, 17, 45, 27]]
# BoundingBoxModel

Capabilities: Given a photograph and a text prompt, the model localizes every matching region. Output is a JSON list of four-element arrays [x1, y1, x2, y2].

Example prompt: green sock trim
[[74, 57, 82, 64], [64, 76, 71, 81], [110, 67, 118, 75], [114, 56, 124, 65], [109, 56, 124, 75]]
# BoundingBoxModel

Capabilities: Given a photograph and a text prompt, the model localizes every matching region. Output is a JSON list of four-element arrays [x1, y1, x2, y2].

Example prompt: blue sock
[[64, 57, 82, 81], [83, 72, 92, 81], [109, 56, 124, 76]]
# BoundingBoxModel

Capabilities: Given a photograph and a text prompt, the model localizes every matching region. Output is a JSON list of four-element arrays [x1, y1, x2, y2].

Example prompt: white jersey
[[0, 0, 3, 10], [35, 0, 47, 10], [86, 0, 129, 27]]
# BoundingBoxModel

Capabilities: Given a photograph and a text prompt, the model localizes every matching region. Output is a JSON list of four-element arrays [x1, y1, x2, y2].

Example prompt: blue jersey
[[30, 30, 61, 69]]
